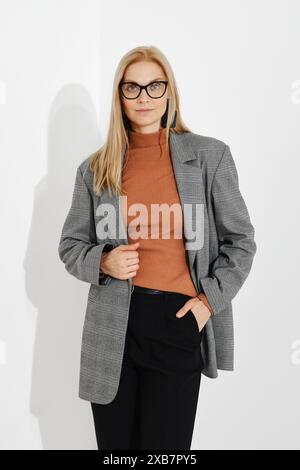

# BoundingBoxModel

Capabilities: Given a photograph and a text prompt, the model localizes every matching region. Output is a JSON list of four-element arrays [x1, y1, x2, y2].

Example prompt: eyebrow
[[122, 78, 165, 84]]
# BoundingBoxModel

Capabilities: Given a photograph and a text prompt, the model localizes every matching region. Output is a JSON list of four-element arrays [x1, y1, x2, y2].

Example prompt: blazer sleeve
[[199, 145, 257, 316], [58, 165, 113, 287]]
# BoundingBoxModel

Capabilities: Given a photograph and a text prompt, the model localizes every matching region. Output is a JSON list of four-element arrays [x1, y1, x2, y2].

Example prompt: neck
[[128, 127, 167, 149]]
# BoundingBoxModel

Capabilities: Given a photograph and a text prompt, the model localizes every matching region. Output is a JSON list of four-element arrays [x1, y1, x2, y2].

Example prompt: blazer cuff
[[98, 243, 114, 286]]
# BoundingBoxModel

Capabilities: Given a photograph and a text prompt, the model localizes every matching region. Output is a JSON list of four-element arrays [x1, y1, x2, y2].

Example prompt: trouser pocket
[[165, 293, 203, 348], [186, 309, 204, 339]]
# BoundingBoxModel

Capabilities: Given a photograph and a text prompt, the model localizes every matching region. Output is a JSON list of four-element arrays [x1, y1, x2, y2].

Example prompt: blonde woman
[[58, 45, 256, 450]]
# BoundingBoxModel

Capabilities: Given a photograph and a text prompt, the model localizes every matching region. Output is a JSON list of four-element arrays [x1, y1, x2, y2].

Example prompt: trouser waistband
[[133, 285, 177, 295]]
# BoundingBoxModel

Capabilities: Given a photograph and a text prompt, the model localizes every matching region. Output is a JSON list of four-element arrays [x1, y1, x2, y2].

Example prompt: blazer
[[58, 131, 257, 405]]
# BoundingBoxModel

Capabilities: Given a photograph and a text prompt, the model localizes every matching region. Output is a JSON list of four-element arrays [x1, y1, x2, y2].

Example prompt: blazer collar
[[169, 131, 198, 163]]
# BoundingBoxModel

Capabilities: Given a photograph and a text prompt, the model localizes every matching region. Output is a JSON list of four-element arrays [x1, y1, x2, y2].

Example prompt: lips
[[136, 109, 153, 112]]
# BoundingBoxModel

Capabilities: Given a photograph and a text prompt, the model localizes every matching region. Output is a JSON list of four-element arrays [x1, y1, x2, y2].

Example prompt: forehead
[[123, 60, 166, 83]]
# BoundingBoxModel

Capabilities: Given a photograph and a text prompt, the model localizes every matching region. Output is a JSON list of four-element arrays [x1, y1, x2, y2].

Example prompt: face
[[120, 60, 169, 134]]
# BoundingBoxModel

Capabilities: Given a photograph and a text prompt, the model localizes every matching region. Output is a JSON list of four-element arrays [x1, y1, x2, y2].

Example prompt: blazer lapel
[[169, 132, 205, 285]]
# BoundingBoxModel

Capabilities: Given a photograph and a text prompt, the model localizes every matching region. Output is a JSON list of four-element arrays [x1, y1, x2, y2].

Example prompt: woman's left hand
[[176, 297, 212, 333]]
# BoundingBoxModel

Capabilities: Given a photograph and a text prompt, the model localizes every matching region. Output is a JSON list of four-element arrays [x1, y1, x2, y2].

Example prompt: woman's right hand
[[100, 241, 140, 280]]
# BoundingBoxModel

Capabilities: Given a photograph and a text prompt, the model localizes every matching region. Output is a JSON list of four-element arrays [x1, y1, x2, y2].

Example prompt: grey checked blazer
[[58, 131, 257, 405]]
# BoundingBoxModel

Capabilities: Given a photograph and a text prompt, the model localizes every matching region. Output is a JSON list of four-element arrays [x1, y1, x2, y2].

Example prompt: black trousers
[[91, 288, 204, 450]]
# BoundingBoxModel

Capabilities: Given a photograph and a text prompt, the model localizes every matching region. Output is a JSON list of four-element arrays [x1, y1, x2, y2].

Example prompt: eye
[[124, 83, 138, 92], [149, 81, 163, 91]]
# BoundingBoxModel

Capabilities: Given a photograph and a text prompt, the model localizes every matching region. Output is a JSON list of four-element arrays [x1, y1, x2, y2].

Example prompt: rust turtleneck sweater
[[121, 127, 213, 313]]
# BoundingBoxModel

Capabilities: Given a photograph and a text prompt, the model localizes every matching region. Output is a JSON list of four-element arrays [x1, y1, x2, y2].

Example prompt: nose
[[138, 88, 149, 101]]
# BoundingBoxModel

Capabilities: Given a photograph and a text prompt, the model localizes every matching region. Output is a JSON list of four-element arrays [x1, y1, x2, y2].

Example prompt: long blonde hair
[[89, 45, 191, 197]]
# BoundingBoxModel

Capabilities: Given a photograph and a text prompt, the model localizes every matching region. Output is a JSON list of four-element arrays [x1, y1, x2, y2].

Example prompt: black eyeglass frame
[[119, 80, 168, 99]]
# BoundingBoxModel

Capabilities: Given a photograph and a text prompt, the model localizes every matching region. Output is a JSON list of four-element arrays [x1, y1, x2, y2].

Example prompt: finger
[[126, 270, 137, 278], [119, 242, 140, 250], [176, 298, 199, 318], [119, 271, 137, 280], [175, 307, 191, 318], [126, 262, 139, 270], [125, 265, 139, 275], [125, 252, 139, 261]]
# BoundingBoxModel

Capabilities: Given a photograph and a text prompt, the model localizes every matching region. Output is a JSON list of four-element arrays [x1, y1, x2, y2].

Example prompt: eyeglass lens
[[121, 81, 166, 99]]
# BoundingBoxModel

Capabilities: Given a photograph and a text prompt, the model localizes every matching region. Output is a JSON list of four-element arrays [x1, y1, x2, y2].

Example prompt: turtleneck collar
[[128, 127, 167, 149]]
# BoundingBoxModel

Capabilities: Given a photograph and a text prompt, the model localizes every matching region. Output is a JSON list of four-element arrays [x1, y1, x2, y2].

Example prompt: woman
[[58, 45, 256, 450]]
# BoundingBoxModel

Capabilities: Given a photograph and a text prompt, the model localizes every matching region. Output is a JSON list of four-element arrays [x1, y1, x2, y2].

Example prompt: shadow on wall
[[23, 84, 103, 450]]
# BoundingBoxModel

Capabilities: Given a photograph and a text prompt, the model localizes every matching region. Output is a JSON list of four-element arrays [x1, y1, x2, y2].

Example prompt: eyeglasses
[[119, 80, 168, 99]]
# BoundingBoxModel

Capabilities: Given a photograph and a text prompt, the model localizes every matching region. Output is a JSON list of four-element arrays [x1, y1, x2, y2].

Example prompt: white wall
[[0, 0, 299, 450]]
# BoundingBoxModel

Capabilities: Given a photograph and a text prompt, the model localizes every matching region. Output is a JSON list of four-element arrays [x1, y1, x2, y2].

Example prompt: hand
[[100, 242, 140, 280], [176, 296, 212, 332]]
